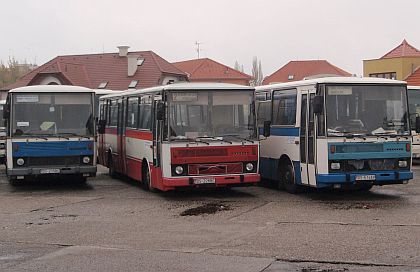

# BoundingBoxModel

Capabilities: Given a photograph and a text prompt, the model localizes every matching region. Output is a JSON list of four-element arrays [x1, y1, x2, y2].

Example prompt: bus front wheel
[[142, 164, 154, 192], [281, 163, 302, 194]]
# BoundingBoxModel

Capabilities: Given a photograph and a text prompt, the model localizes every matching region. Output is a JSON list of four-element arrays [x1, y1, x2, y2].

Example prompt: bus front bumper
[[316, 171, 413, 187], [7, 166, 97, 178], [161, 173, 260, 190]]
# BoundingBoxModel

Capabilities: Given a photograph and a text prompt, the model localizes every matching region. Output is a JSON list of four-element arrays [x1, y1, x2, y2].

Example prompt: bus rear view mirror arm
[[313, 95, 323, 114]]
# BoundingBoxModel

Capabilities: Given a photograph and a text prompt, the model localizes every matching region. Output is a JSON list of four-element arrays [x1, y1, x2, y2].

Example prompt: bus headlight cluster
[[330, 162, 341, 170], [175, 165, 184, 175], [16, 158, 25, 166], [82, 156, 91, 164], [398, 160, 408, 168], [245, 163, 254, 172]]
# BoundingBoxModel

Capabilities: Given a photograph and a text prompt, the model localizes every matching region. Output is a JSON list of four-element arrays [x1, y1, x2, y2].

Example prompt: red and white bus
[[97, 83, 260, 191]]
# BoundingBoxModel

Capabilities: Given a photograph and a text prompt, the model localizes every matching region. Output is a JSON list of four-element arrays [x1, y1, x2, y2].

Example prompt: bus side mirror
[[156, 102, 165, 121], [263, 121, 271, 137], [313, 95, 323, 114], [416, 116, 420, 133], [98, 119, 106, 134]]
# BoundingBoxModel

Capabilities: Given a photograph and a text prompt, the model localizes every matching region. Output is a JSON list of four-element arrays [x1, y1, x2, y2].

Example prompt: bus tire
[[142, 164, 156, 192], [281, 163, 302, 194], [108, 154, 117, 179]]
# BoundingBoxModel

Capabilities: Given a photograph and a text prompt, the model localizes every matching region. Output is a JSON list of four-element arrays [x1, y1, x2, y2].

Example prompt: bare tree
[[0, 57, 35, 89], [251, 57, 263, 86], [234, 60, 244, 73]]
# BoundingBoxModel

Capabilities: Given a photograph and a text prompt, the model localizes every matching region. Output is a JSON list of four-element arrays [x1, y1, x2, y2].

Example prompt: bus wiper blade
[[217, 134, 254, 144], [20, 133, 49, 140], [196, 136, 232, 144], [170, 136, 209, 145], [58, 133, 91, 140], [343, 133, 367, 139]]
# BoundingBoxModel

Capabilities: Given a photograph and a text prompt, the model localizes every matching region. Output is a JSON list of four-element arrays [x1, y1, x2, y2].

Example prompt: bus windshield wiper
[[343, 133, 367, 139], [217, 134, 254, 144], [58, 132, 91, 140], [196, 136, 232, 144], [170, 136, 209, 145], [20, 133, 49, 140]]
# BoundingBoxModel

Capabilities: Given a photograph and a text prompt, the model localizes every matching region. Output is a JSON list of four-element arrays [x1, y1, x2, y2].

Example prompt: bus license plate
[[193, 178, 216, 185], [355, 175, 376, 181], [40, 169, 60, 174]]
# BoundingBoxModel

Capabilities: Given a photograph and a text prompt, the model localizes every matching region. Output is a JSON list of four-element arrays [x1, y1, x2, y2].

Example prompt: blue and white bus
[[256, 77, 414, 193], [4, 86, 97, 184]]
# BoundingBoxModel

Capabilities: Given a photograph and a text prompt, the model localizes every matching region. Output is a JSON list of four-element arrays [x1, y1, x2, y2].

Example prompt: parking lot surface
[[1, 165, 420, 272]]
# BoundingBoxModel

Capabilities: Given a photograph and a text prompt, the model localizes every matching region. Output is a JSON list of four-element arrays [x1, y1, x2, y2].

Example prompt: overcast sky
[[1, 0, 419, 76]]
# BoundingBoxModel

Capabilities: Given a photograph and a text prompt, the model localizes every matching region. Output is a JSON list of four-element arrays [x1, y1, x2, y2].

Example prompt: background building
[[0, 46, 188, 99], [363, 39, 420, 81], [173, 58, 253, 86], [262, 60, 351, 85]]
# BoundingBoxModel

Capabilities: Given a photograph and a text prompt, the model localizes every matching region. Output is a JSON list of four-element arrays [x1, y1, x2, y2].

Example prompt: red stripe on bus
[[125, 130, 153, 141]]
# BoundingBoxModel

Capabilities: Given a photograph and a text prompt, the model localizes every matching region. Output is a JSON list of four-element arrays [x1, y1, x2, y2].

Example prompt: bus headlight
[[330, 162, 341, 170], [83, 156, 91, 164], [16, 158, 25, 166], [398, 160, 408, 168], [175, 166, 184, 175], [245, 163, 254, 172]]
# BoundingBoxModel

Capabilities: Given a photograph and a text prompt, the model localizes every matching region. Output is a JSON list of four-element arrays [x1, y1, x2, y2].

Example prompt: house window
[[128, 80, 138, 89], [98, 82, 108, 89], [369, 72, 396, 80]]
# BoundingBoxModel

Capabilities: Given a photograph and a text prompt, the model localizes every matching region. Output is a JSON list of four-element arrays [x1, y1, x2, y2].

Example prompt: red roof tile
[[173, 58, 253, 81], [381, 39, 420, 59], [2, 51, 187, 91], [263, 60, 351, 84], [406, 66, 420, 86]]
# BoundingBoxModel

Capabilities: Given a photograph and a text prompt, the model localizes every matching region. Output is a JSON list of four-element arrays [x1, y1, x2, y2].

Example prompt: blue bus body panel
[[12, 141, 94, 157]]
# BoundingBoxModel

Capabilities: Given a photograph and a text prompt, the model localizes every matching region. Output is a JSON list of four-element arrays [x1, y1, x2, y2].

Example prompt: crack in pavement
[[274, 257, 419, 268], [228, 201, 272, 220], [273, 221, 420, 228]]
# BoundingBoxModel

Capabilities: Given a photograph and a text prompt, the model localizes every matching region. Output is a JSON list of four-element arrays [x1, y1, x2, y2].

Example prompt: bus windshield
[[326, 85, 409, 137], [167, 90, 256, 141], [408, 88, 420, 131], [12, 93, 94, 137]]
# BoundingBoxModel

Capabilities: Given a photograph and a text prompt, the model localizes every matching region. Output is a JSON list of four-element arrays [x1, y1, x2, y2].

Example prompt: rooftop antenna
[[195, 41, 202, 59]]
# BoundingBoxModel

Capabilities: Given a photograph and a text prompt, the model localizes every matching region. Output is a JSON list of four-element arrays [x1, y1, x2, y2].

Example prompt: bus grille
[[14, 156, 82, 167]]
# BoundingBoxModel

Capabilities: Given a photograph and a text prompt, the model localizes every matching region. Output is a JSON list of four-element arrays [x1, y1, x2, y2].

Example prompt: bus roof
[[408, 86, 420, 90], [93, 89, 124, 95], [8, 85, 94, 94], [256, 77, 407, 91], [99, 82, 255, 100]]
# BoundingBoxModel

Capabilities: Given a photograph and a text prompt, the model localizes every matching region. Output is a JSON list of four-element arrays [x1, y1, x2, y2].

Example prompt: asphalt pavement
[[1, 165, 420, 272]]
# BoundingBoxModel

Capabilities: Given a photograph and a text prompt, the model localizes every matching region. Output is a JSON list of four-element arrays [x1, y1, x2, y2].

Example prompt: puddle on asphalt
[[180, 202, 231, 216]]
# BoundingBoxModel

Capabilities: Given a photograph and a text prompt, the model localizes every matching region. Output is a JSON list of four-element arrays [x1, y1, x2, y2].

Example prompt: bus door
[[152, 98, 162, 168], [299, 90, 317, 186], [117, 98, 127, 174]]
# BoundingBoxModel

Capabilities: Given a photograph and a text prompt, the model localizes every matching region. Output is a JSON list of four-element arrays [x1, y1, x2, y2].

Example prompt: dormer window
[[288, 75, 294, 80], [137, 58, 145, 66], [98, 82, 108, 89], [129, 80, 138, 89]]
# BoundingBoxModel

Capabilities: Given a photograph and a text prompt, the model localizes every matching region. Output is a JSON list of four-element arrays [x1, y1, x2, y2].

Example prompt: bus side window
[[272, 89, 297, 126], [108, 100, 118, 127], [126, 97, 139, 129], [139, 97, 152, 130]]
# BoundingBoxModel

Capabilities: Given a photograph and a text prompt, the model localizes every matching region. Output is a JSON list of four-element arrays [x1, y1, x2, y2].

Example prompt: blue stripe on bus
[[259, 127, 300, 137], [12, 141, 94, 157], [316, 171, 413, 185]]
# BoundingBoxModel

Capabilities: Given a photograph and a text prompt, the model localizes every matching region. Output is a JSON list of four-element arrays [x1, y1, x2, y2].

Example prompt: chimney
[[127, 55, 138, 77], [117, 46, 130, 57]]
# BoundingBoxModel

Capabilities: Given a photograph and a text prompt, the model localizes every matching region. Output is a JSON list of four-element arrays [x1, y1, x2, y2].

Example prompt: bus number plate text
[[40, 169, 61, 174], [355, 175, 376, 181], [193, 178, 216, 185]]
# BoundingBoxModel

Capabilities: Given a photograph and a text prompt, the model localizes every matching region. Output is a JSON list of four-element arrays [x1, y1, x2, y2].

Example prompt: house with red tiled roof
[[172, 58, 253, 86], [262, 60, 351, 85], [0, 46, 188, 99], [364, 39, 420, 81], [406, 67, 420, 86]]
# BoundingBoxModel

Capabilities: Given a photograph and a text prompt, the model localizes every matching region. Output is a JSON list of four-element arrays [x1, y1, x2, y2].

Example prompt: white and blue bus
[[256, 77, 414, 193], [4, 86, 97, 184]]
